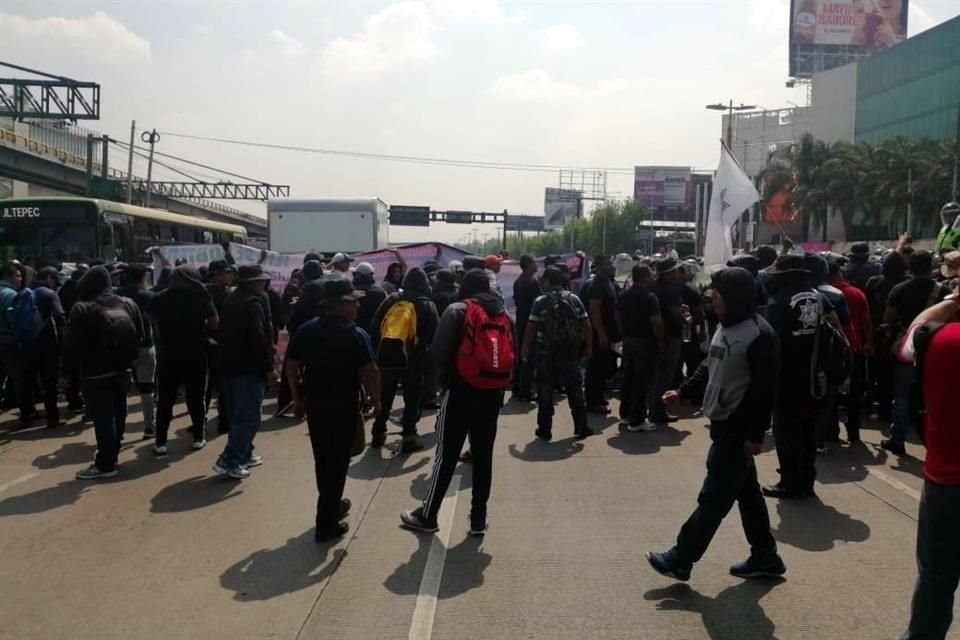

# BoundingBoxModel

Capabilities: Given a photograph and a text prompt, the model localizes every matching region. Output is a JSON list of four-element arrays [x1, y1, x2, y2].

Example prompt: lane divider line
[[866, 467, 922, 501], [409, 473, 462, 640], [0, 472, 39, 496]]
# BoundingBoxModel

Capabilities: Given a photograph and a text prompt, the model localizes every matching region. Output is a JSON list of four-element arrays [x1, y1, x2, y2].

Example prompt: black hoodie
[[370, 267, 439, 356], [431, 292, 513, 388]]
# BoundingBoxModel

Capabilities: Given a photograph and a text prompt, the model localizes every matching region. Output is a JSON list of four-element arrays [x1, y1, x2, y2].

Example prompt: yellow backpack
[[378, 300, 418, 369]]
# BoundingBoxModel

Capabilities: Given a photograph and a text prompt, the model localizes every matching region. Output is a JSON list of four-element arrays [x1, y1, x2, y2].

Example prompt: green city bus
[[0, 197, 247, 265]]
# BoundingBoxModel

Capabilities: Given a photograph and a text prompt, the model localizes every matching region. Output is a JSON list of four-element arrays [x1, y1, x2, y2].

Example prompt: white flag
[[703, 144, 760, 268]]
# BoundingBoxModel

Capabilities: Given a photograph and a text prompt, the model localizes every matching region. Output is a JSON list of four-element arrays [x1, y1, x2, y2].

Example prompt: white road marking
[[0, 472, 39, 496], [409, 473, 461, 640], [867, 467, 921, 501]]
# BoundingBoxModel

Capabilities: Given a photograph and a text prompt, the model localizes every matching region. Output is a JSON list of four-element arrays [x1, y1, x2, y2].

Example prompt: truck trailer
[[267, 198, 389, 253]]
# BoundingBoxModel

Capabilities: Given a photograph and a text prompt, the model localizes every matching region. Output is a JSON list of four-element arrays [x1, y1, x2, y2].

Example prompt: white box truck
[[267, 198, 389, 253]]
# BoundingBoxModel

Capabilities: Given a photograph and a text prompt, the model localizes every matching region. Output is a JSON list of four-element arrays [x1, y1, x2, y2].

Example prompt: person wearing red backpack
[[401, 269, 514, 537]]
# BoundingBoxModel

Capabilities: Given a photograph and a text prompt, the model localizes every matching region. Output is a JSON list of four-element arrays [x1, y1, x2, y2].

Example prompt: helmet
[[941, 202, 960, 227]]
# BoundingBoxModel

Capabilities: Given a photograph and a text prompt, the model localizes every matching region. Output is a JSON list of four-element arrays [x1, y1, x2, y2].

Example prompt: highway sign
[[445, 210, 473, 224], [389, 205, 430, 227], [505, 215, 544, 232]]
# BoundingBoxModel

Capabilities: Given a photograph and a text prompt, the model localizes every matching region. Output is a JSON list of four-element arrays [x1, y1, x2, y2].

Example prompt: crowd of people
[[2, 202, 960, 637]]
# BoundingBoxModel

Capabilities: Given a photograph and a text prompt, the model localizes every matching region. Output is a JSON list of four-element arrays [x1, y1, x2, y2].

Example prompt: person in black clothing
[[382, 261, 404, 295], [844, 242, 880, 291], [762, 255, 825, 500], [583, 255, 620, 412], [20, 267, 67, 429], [400, 269, 512, 537], [647, 267, 784, 582], [353, 262, 387, 335], [616, 264, 664, 432], [674, 262, 705, 385], [882, 250, 945, 454], [286, 279, 381, 542], [58, 264, 88, 411], [370, 267, 439, 453], [115, 264, 159, 439], [512, 254, 541, 400], [277, 259, 326, 415], [214, 265, 277, 479], [152, 264, 218, 457], [205, 260, 235, 433], [865, 251, 907, 418], [650, 257, 685, 425], [431, 269, 458, 317], [64, 266, 145, 479]]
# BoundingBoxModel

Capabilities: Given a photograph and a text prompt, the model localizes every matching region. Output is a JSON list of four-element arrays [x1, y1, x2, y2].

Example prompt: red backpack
[[455, 299, 515, 389]]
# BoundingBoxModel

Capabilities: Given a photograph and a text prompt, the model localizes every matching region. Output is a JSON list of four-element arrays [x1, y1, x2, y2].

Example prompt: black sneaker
[[400, 508, 439, 533], [729, 554, 787, 579], [646, 550, 691, 582], [880, 438, 906, 455], [339, 498, 352, 520], [535, 428, 552, 441], [761, 483, 808, 500], [574, 428, 595, 441], [315, 521, 349, 543], [469, 519, 488, 537], [401, 437, 425, 454]]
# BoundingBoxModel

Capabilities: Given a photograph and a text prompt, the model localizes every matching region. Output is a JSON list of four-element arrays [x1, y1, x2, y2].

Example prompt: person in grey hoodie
[[646, 267, 786, 582], [400, 269, 512, 537]]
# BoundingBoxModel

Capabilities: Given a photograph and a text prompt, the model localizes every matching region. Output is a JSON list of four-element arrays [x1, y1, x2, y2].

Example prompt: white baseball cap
[[354, 261, 375, 277]]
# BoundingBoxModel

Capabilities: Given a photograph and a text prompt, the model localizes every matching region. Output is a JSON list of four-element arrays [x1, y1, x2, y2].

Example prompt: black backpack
[[97, 298, 140, 367], [812, 297, 852, 397], [541, 292, 581, 359]]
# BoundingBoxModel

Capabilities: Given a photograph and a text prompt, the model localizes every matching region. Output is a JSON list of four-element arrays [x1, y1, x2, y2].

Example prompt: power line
[[111, 139, 203, 183], [155, 130, 639, 175], [121, 132, 276, 184]]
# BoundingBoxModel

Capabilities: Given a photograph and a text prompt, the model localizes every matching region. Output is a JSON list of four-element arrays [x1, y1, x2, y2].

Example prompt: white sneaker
[[244, 454, 264, 468], [153, 445, 168, 458], [627, 421, 658, 433], [212, 463, 250, 480], [192, 439, 207, 451]]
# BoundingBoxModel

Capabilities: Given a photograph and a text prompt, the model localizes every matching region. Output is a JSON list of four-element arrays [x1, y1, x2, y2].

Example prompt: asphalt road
[[0, 391, 952, 640]]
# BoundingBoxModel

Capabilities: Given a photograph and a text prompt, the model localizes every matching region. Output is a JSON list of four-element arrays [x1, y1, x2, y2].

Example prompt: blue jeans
[[83, 373, 130, 472], [217, 375, 265, 470], [901, 480, 960, 640], [890, 363, 916, 444]]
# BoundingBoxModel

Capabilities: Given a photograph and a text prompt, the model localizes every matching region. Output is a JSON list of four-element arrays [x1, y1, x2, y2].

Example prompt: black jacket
[[355, 279, 387, 335], [219, 286, 275, 378], [63, 293, 145, 378], [370, 292, 439, 359]]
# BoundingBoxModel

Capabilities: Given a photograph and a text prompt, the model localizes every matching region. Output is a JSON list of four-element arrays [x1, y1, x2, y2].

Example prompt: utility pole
[[953, 101, 959, 201], [706, 100, 757, 150], [84, 134, 95, 196], [140, 128, 160, 208], [502, 209, 508, 252], [126, 120, 135, 203]]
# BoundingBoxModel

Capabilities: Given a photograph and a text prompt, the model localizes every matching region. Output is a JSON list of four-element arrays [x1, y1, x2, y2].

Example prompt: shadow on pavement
[[348, 447, 431, 481], [0, 419, 84, 446], [607, 425, 691, 455], [257, 414, 304, 433], [817, 441, 922, 484], [499, 398, 537, 416], [772, 497, 870, 552], [0, 480, 90, 517], [644, 580, 782, 640], [508, 437, 585, 463], [32, 442, 96, 469], [383, 533, 491, 600], [220, 530, 347, 601], [151, 475, 243, 513]]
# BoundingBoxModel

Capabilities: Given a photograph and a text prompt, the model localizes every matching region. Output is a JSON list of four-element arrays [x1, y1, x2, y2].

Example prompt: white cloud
[[430, 0, 507, 23], [487, 69, 625, 103], [271, 29, 307, 58], [534, 24, 582, 53], [0, 11, 151, 63], [320, 2, 438, 74]]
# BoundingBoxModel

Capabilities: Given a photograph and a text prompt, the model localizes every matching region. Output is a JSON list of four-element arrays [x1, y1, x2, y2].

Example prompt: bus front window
[[0, 201, 98, 264]]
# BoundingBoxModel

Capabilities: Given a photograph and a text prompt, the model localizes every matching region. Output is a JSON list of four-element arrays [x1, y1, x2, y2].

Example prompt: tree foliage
[[764, 133, 958, 240]]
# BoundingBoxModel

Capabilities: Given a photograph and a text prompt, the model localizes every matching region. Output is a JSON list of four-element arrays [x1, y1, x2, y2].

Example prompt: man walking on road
[[214, 266, 276, 480], [401, 269, 513, 537], [64, 266, 145, 480], [522, 266, 592, 440], [115, 264, 158, 439], [897, 297, 960, 640], [616, 264, 664, 432], [286, 279, 381, 543], [583, 255, 619, 413], [512, 254, 541, 401], [647, 267, 785, 582]]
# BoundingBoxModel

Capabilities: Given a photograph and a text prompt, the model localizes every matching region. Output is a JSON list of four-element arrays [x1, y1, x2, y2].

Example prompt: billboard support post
[[502, 209, 507, 251]]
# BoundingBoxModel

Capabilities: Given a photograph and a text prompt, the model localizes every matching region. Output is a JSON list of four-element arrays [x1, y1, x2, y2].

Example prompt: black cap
[[848, 242, 870, 257], [208, 260, 232, 275], [237, 265, 271, 283], [422, 260, 441, 274], [768, 254, 810, 275], [325, 278, 365, 301], [655, 256, 679, 275]]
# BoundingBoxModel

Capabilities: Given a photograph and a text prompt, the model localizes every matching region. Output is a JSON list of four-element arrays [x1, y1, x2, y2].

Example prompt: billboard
[[789, 0, 909, 77], [633, 166, 692, 208], [544, 188, 581, 230]]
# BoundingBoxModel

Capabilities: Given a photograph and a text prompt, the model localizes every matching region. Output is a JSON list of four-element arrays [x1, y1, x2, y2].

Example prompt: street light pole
[[140, 128, 160, 208], [706, 100, 757, 149]]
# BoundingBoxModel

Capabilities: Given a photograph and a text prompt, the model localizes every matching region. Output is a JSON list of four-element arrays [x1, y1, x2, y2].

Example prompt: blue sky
[[1, 0, 958, 243]]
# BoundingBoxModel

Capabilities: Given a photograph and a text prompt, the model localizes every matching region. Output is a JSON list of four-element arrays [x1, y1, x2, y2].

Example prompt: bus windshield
[[0, 201, 98, 265]]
